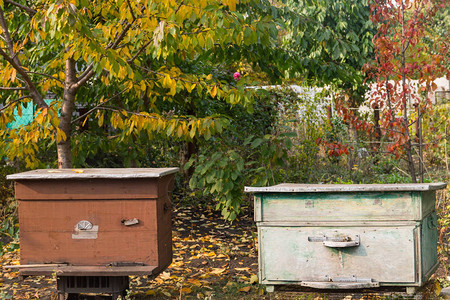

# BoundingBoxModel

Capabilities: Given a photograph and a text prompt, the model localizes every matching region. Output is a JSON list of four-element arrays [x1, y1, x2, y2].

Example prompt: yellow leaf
[[160, 271, 171, 280], [11, 69, 16, 82], [210, 85, 217, 98], [210, 268, 227, 275], [435, 281, 441, 296], [250, 274, 258, 284], [170, 80, 177, 95], [163, 74, 172, 88], [161, 290, 171, 297], [17, 104, 22, 117], [224, 0, 237, 11], [98, 113, 104, 126], [181, 287, 192, 294], [238, 286, 251, 293], [177, 124, 183, 137], [56, 128, 67, 142], [81, 117, 88, 128], [187, 83, 196, 93], [187, 279, 202, 286], [145, 290, 156, 296], [43, 80, 51, 92], [72, 169, 84, 173], [39, 29, 46, 39]]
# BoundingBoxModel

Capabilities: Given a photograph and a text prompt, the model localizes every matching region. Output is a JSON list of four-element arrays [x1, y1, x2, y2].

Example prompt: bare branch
[[77, 63, 94, 83], [4, 0, 36, 16], [0, 47, 48, 108], [0, 86, 26, 90], [74, 21, 135, 90], [126, 0, 137, 21], [95, 106, 178, 121], [0, 7, 19, 66], [127, 38, 153, 64], [27, 71, 64, 84], [175, 1, 185, 14], [0, 95, 31, 112], [71, 88, 129, 124], [133, 64, 207, 86], [0, 7, 47, 108], [75, 5, 149, 90], [109, 23, 133, 50]]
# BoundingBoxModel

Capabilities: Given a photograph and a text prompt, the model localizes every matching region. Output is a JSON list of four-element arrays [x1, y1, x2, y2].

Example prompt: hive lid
[[244, 182, 447, 193], [7, 168, 179, 180]]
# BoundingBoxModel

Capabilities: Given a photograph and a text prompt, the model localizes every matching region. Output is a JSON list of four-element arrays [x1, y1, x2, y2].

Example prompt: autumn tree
[[365, 0, 449, 182], [0, 0, 284, 169]]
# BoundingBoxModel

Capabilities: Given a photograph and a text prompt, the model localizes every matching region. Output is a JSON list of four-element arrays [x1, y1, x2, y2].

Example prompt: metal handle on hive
[[308, 235, 360, 248]]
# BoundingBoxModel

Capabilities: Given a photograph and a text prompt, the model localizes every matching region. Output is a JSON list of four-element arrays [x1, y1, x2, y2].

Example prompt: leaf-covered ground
[[0, 204, 444, 299]]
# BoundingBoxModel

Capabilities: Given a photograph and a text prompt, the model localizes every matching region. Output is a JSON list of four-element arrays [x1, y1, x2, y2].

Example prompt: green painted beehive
[[245, 183, 447, 293]]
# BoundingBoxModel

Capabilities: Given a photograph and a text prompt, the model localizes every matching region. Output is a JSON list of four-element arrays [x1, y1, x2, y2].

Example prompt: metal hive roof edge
[[6, 168, 179, 180], [244, 182, 448, 193]]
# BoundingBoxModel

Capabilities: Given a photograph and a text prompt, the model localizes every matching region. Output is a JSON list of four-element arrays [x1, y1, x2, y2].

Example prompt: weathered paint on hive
[[247, 183, 447, 290], [259, 226, 416, 283], [256, 192, 420, 222], [420, 213, 438, 279]]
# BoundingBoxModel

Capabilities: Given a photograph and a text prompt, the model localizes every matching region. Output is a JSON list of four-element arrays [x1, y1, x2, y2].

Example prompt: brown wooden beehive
[[7, 168, 178, 276]]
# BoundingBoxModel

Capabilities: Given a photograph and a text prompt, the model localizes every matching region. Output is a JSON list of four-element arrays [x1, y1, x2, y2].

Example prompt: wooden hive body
[[245, 183, 447, 291], [8, 168, 178, 276]]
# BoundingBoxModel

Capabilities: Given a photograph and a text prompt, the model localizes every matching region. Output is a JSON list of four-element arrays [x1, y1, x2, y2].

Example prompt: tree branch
[[0, 47, 47, 108], [0, 95, 31, 111], [0, 6, 20, 66], [127, 38, 153, 64], [126, 0, 136, 21], [0, 86, 26, 90], [0, 7, 47, 108], [95, 106, 177, 121], [76, 63, 94, 84], [27, 71, 64, 84], [4, 0, 36, 16], [74, 21, 135, 90], [109, 23, 133, 50], [71, 88, 129, 124]]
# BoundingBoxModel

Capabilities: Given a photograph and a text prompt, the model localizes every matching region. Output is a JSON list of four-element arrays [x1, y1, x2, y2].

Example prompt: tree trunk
[[373, 104, 382, 150], [57, 58, 77, 169], [184, 140, 198, 177], [184, 105, 198, 177], [347, 93, 358, 171], [401, 1, 416, 183]]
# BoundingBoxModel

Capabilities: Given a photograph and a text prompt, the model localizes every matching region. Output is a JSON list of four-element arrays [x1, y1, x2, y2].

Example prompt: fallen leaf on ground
[[250, 274, 258, 284], [238, 286, 251, 293], [209, 268, 227, 275]]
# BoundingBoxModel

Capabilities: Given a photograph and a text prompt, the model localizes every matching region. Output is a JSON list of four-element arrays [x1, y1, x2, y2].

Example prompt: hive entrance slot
[[57, 276, 129, 300]]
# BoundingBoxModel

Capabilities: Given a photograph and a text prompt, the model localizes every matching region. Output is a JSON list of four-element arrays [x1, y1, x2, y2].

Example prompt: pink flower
[[233, 72, 241, 81]]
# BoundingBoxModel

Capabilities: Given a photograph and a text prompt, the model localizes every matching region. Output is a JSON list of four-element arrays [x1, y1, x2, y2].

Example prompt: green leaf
[[250, 138, 264, 149]]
